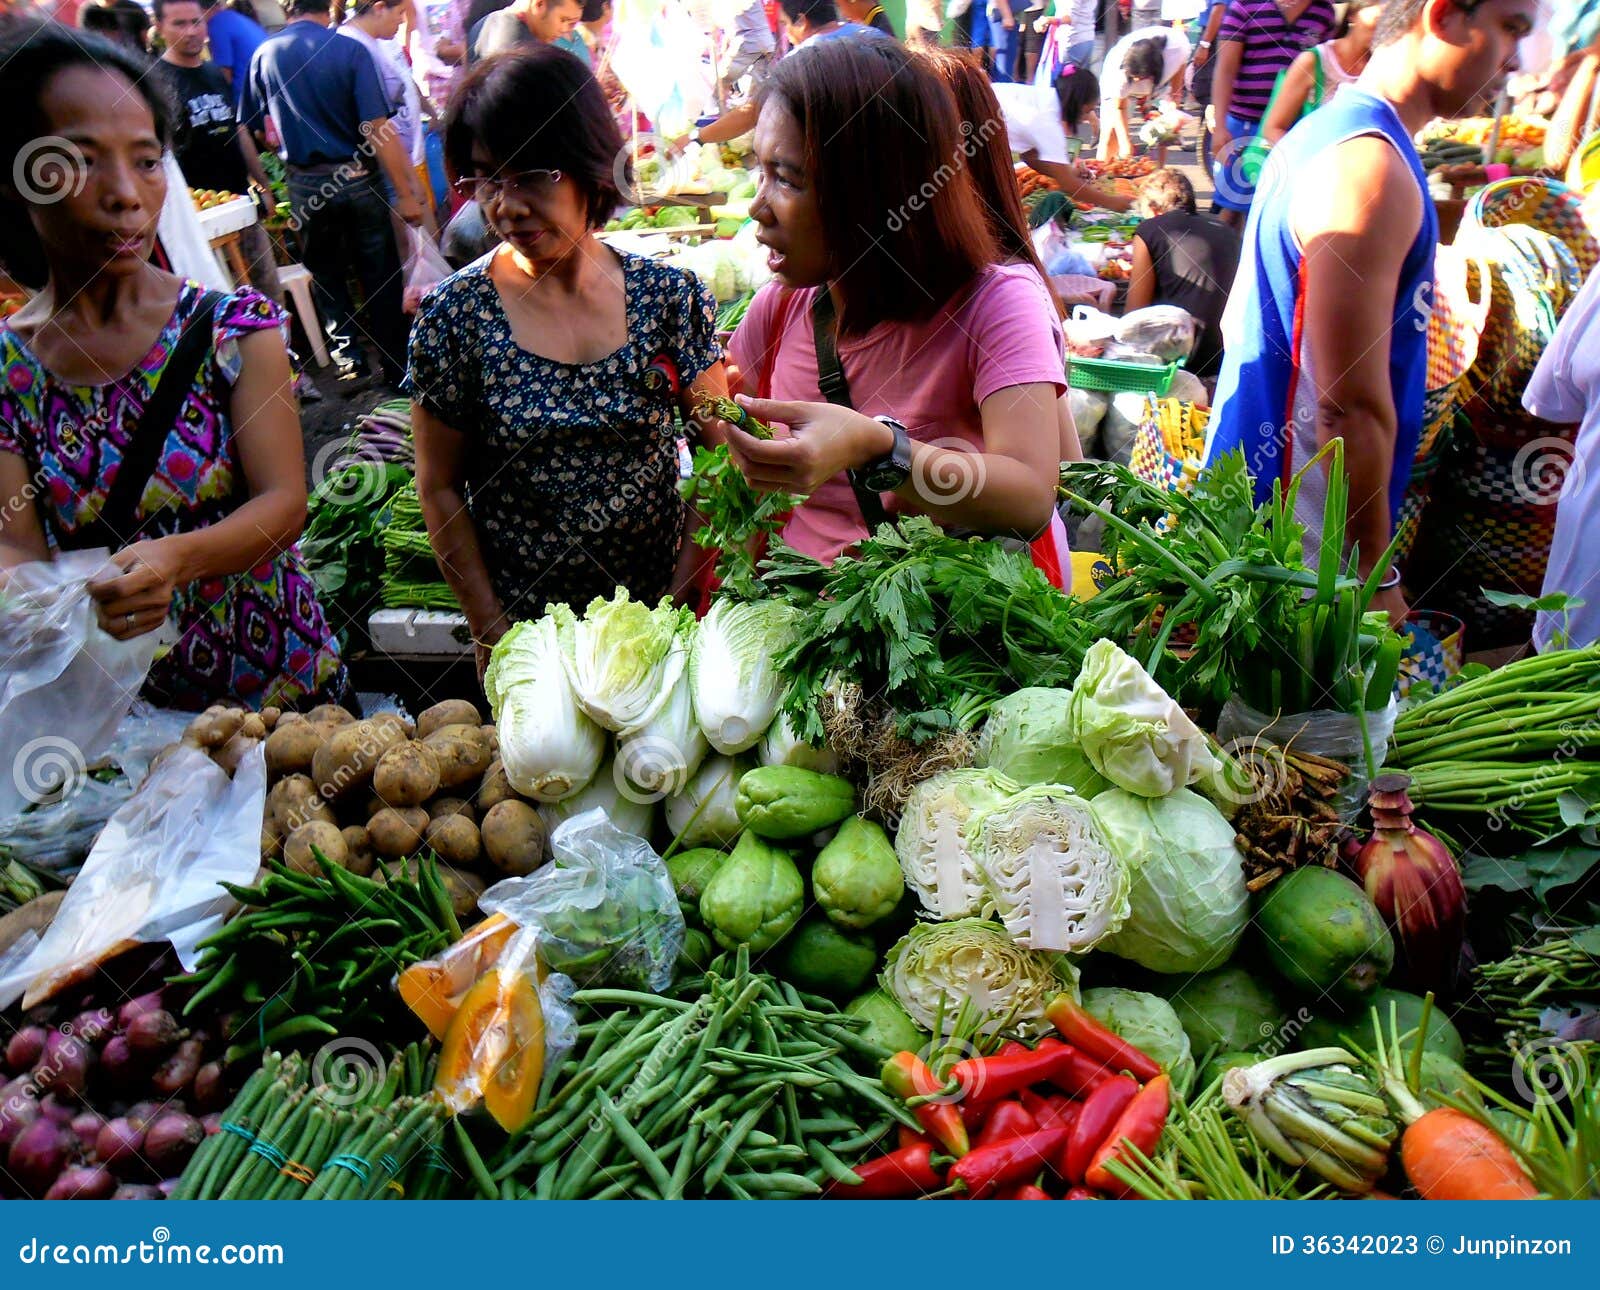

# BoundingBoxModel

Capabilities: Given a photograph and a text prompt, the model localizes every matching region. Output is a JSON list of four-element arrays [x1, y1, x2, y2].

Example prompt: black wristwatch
[[852, 415, 913, 493]]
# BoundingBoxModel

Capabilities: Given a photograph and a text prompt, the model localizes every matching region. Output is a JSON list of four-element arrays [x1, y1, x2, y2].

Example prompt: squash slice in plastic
[[434, 965, 545, 1131], [399, 912, 518, 1039]]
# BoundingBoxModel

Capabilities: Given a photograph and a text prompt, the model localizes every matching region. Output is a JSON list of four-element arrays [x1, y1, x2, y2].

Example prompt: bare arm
[[1056, 394, 1084, 463], [1548, 50, 1600, 172], [1124, 234, 1157, 311], [1029, 155, 1133, 212], [1294, 138, 1421, 612], [694, 102, 759, 147], [1193, 1, 1225, 66], [236, 125, 273, 196], [1263, 51, 1316, 144], [0, 450, 51, 569], [1211, 37, 1243, 134], [87, 330, 310, 638], [671, 360, 731, 604], [364, 116, 424, 225]]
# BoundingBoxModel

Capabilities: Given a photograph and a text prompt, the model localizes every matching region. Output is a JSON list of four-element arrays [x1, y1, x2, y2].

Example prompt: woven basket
[[1567, 131, 1600, 195], [1463, 176, 1599, 277], [1457, 232, 1558, 417], [1129, 398, 1211, 495]]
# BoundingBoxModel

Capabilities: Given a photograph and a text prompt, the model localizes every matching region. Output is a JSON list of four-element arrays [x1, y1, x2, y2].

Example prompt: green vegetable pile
[[482, 951, 911, 1199], [680, 396, 795, 599], [299, 456, 411, 647], [381, 480, 459, 611]]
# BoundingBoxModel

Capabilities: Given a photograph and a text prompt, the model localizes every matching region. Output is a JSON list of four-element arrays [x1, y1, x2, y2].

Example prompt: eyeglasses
[[452, 168, 565, 203]]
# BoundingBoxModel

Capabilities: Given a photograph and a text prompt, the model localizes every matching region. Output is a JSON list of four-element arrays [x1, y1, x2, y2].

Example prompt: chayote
[[812, 815, 903, 930], [779, 919, 878, 997], [699, 831, 805, 951], [666, 847, 729, 921], [735, 765, 856, 840]]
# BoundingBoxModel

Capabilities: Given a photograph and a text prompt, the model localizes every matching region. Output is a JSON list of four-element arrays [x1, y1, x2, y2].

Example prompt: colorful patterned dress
[[0, 281, 347, 711]]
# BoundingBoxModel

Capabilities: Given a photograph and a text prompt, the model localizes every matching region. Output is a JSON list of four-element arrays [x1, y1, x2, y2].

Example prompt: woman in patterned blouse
[[0, 21, 346, 711], [408, 46, 729, 676]]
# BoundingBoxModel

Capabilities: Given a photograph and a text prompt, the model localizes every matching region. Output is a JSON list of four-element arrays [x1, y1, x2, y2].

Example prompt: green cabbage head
[[1081, 986, 1196, 1095], [882, 918, 1078, 1038], [977, 687, 1108, 795]]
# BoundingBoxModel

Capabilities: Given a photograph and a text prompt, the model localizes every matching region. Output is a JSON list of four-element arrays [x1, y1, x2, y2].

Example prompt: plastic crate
[[1068, 356, 1179, 394]]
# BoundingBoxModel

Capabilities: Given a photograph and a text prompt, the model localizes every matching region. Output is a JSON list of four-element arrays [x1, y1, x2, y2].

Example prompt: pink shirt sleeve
[[965, 266, 1067, 407], [727, 282, 784, 396]]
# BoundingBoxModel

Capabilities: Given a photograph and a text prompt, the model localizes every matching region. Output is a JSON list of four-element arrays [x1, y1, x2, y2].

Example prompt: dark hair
[[0, 21, 173, 288], [779, 0, 838, 26], [915, 46, 1061, 314], [80, 0, 152, 46], [580, 0, 607, 20], [1138, 167, 1196, 216], [763, 37, 1000, 336], [463, 0, 509, 30], [1374, 0, 1488, 45], [1054, 65, 1099, 133], [445, 44, 623, 228], [285, 0, 334, 14], [1120, 34, 1166, 85], [151, 0, 204, 21]]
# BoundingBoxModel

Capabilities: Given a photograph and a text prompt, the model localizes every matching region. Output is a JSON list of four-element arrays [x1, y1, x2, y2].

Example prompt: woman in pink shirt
[[711, 38, 1066, 564]]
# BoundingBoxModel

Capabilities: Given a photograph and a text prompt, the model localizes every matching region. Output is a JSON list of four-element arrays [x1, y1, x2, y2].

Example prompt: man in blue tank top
[[1205, 0, 1538, 624]]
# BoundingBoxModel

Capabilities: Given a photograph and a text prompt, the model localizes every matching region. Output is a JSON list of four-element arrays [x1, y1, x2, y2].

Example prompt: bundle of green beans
[[174, 1043, 448, 1200], [176, 856, 459, 1065], [1390, 645, 1600, 834], [478, 950, 915, 1200], [1467, 928, 1600, 1058], [380, 480, 458, 611]]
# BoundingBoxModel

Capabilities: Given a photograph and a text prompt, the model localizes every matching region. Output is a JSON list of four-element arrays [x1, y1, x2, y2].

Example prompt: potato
[[261, 822, 284, 862], [423, 723, 492, 789], [307, 704, 355, 728], [261, 706, 282, 731], [480, 800, 546, 877], [373, 742, 440, 808], [426, 796, 475, 823], [341, 826, 375, 878], [479, 724, 499, 757], [268, 774, 336, 833], [416, 700, 482, 741], [312, 718, 409, 801], [370, 712, 409, 741], [264, 722, 323, 778], [240, 713, 268, 741], [284, 820, 348, 874], [437, 864, 487, 919], [189, 706, 245, 750], [368, 806, 430, 857], [424, 814, 481, 866], [475, 760, 519, 812], [213, 732, 261, 775], [364, 794, 388, 820]]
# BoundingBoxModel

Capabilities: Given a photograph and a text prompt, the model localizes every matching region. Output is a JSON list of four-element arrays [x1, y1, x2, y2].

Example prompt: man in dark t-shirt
[[466, 0, 580, 62], [155, 0, 283, 302], [1125, 169, 1241, 379]]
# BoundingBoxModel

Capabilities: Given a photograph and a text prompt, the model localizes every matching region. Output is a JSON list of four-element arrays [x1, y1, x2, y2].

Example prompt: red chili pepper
[[994, 1039, 1031, 1057], [1033, 1093, 1082, 1133], [1000, 1182, 1053, 1199], [897, 1124, 932, 1151], [1063, 1186, 1100, 1199], [881, 1051, 970, 1158], [973, 1099, 1039, 1148], [1035, 1040, 1116, 1097], [1085, 1074, 1171, 1195], [823, 1142, 950, 1199], [949, 1126, 1071, 1199], [950, 1040, 1106, 1107], [1018, 1088, 1053, 1119], [1063, 1074, 1139, 1185], [1045, 995, 1161, 1082]]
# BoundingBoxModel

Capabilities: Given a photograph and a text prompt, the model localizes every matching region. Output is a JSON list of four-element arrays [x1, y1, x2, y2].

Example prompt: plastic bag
[[403, 226, 453, 313], [1102, 392, 1152, 466], [1069, 387, 1110, 459], [1114, 306, 1198, 362], [0, 552, 161, 821], [1065, 305, 1121, 358], [0, 743, 266, 1009], [479, 808, 684, 994], [1216, 694, 1400, 822]]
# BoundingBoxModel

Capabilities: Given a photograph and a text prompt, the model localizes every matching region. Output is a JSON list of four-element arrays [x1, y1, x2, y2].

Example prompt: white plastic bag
[[1114, 306, 1197, 362], [1216, 695, 1400, 822], [0, 743, 267, 1009], [403, 226, 453, 313], [0, 552, 160, 821]]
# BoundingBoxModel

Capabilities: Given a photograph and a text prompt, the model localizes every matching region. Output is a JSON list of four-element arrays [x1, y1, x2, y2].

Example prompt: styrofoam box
[[368, 609, 473, 659]]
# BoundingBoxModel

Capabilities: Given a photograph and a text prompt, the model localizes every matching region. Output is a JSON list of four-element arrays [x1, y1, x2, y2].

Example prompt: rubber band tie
[[248, 1138, 286, 1168], [326, 1153, 371, 1183], [280, 1162, 316, 1185], [220, 1121, 255, 1143]]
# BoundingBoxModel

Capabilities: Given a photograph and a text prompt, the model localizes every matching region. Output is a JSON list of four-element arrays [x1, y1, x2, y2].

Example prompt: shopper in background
[[467, 0, 580, 61], [203, 0, 268, 99], [338, 0, 424, 175], [714, 38, 1067, 563], [992, 68, 1133, 208], [839, 0, 896, 35], [1204, 0, 1537, 622], [155, 0, 282, 303], [78, 0, 149, 46], [1209, 0, 1335, 225], [906, 0, 941, 42], [1124, 168, 1240, 376], [1521, 252, 1600, 651], [720, 0, 777, 98], [987, 0, 1018, 81], [410, 47, 728, 671], [0, 22, 347, 710], [242, 0, 424, 387], [1260, 0, 1381, 145], [1098, 22, 1191, 159]]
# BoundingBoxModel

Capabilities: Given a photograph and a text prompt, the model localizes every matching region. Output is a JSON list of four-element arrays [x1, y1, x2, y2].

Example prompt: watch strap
[[810, 290, 892, 533]]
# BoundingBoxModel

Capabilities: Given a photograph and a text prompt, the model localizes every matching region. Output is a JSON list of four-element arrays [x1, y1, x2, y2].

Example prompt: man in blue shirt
[[242, 0, 424, 386], [203, 0, 268, 102]]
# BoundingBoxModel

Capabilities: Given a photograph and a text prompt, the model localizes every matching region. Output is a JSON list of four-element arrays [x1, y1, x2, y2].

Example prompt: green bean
[[571, 989, 694, 1012], [452, 1117, 498, 1200], [665, 1120, 702, 1200], [729, 1171, 822, 1196], [807, 1136, 863, 1186], [551, 1123, 615, 1200], [701, 1103, 768, 1193], [596, 1090, 674, 1194]]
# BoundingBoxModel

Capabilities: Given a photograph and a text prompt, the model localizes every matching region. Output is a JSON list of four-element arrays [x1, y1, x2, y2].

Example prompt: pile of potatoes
[[181, 700, 550, 920]]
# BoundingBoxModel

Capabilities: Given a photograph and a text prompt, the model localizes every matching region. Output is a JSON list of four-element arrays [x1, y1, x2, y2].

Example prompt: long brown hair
[[913, 45, 1062, 316], [762, 38, 1000, 336]]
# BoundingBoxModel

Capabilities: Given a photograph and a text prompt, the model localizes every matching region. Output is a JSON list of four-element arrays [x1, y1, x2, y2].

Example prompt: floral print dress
[[405, 249, 721, 621], [0, 282, 346, 711]]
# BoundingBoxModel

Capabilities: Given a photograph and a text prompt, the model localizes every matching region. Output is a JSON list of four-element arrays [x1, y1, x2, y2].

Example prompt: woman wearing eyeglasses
[[407, 46, 729, 674]]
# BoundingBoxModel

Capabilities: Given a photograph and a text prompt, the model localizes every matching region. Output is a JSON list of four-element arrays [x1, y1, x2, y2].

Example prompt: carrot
[[1399, 1108, 1539, 1200]]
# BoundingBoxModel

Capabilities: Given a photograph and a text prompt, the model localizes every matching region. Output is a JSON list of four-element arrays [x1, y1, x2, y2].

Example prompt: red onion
[[36, 1029, 93, 1100], [7, 1117, 72, 1197], [70, 1109, 105, 1153], [126, 1100, 161, 1129], [0, 1080, 41, 1151], [112, 1183, 164, 1199], [46, 1165, 117, 1200], [158, 1178, 180, 1198], [96, 1034, 143, 1091], [152, 1038, 204, 1097], [5, 1026, 47, 1073], [191, 1061, 228, 1111], [200, 1112, 223, 1136], [68, 1008, 116, 1046], [142, 1111, 204, 1176], [124, 1010, 182, 1056], [95, 1117, 150, 1178], [117, 992, 165, 1030]]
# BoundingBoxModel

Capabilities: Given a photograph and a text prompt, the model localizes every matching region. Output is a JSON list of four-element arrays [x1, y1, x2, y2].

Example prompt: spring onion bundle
[[380, 480, 459, 612]]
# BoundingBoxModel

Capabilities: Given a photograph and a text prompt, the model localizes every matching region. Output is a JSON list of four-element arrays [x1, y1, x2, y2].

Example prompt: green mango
[[779, 919, 878, 997]]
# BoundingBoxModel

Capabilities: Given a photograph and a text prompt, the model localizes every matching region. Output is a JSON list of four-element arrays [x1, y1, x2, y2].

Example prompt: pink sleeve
[[727, 282, 784, 396], [967, 269, 1067, 406]]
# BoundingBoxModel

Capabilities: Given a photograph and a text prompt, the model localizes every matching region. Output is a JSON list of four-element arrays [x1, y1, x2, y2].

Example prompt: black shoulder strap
[[64, 289, 226, 553], [809, 289, 891, 534]]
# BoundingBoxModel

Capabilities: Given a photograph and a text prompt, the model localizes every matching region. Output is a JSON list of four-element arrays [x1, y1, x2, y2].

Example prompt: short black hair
[[1054, 65, 1098, 132], [1121, 34, 1167, 86], [0, 20, 173, 288], [285, 0, 334, 14], [80, 0, 152, 46], [1374, 0, 1488, 45], [580, 0, 608, 20], [779, 0, 839, 25], [445, 44, 624, 228], [151, 0, 204, 21]]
